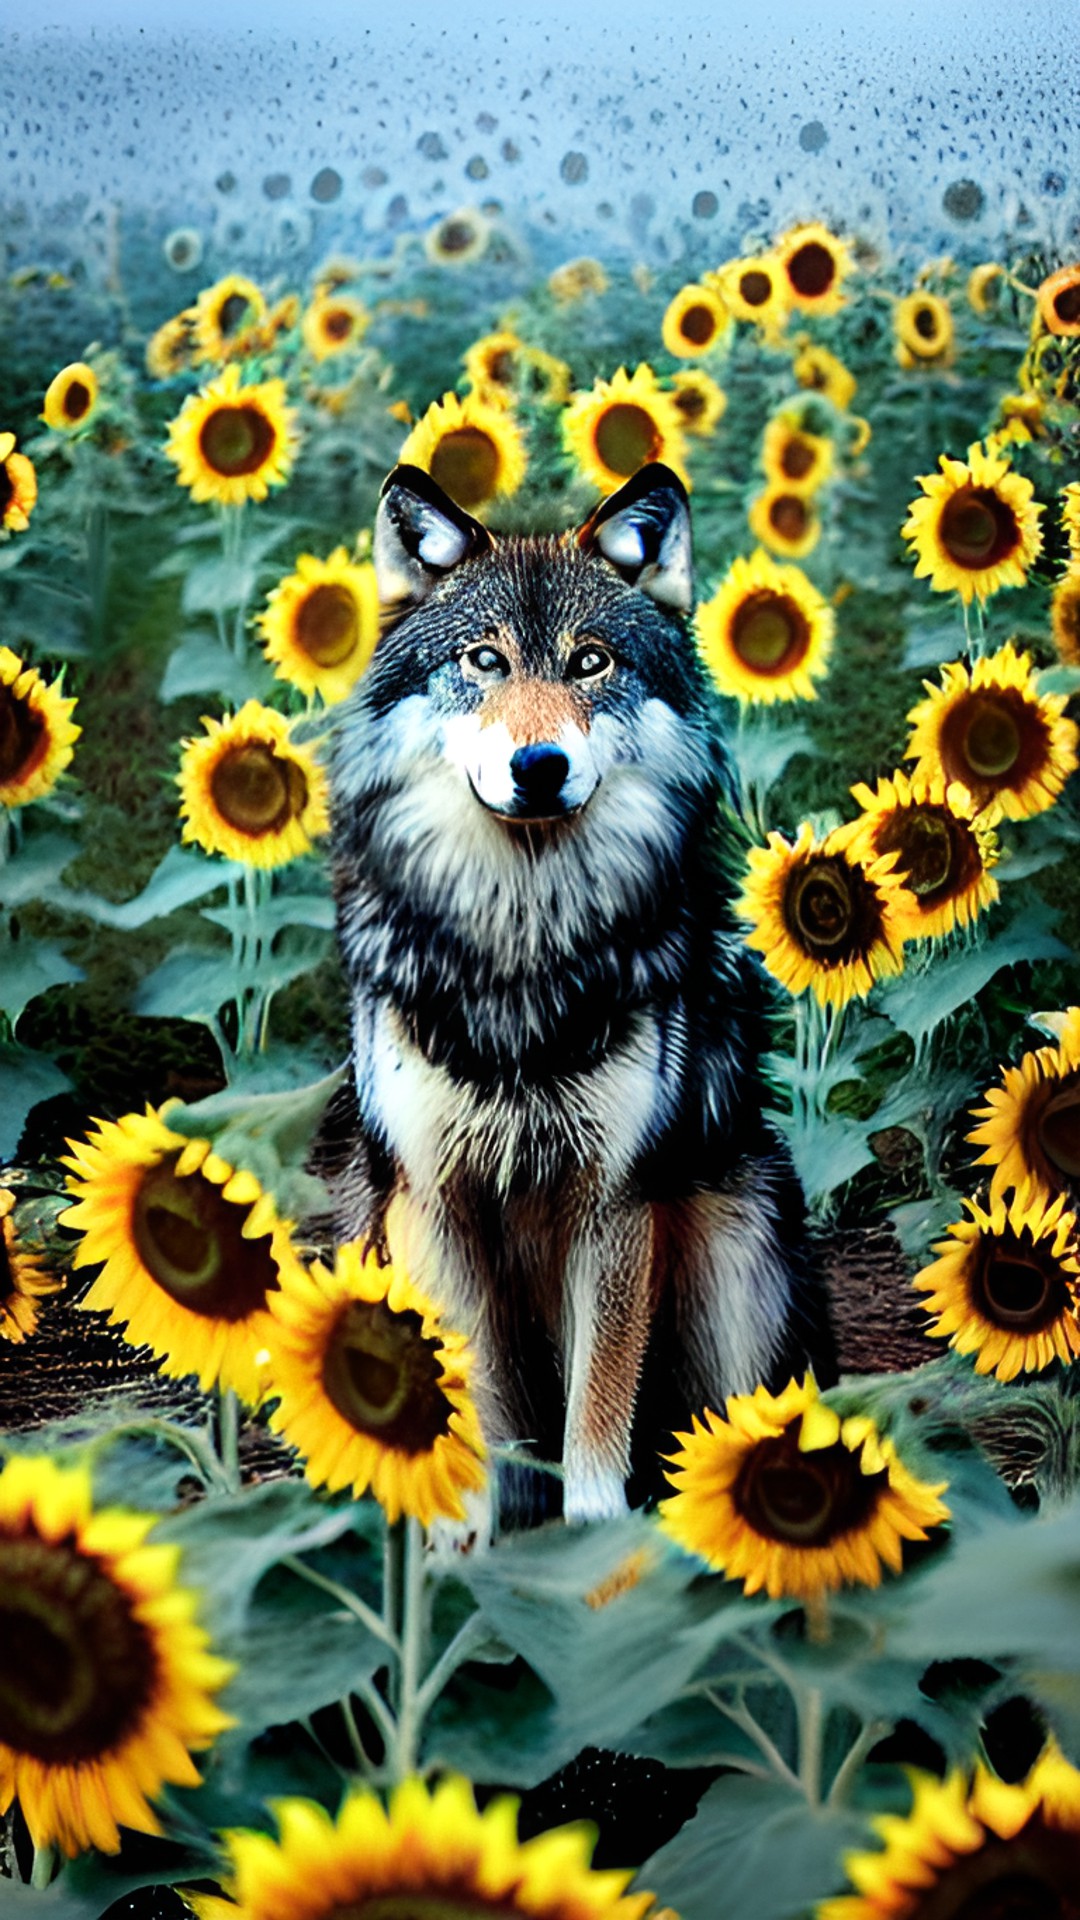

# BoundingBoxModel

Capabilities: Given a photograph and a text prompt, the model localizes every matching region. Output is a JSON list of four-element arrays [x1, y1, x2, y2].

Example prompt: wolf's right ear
[[578, 463, 693, 612], [374, 465, 493, 614]]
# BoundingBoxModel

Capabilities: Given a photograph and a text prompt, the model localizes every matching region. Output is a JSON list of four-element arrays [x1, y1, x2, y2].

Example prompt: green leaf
[[641, 1775, 866, 1920], [160, 628, 274, 704], [877, 908, 1070, 1047], [53, 845, 239, 929], [0, 1044, 71, 1159], [890, 1496, 1080, 1669], [165, 1066, 345, 1216], [902, 622, 965, 669], [220, 1558, 386, 1734], [1037, 664, 1080, 697], [732, 718, 816, 795], [0, 829, 79, 908], [0, 927, 83, 1027], [203, 893, 335, 936], [133, 949, 241, 1021]]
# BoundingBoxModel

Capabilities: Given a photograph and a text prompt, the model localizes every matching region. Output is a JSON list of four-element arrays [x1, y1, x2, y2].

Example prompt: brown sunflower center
[[0, 1531, 155, 1763], [738, 269, 772, 308], [937, 685, 1051, 799], [731, 591, 810, 675], [210, 742, 309, 837], [787, 241, 836, 300], [1037, 1076, 1080, 1180], [938, 487, 1020, 571], [913, 1822, 1080, 1920], [0, 685, 46, 786], [429, 428, 501, 509], [970, 1226, 1072, 1333], [322, 1299, 454, 1454], [487, 348, 515, 387], [1054, 284, 1080, 327], [768, 494, 810, 543], [296, 584, 360, 668], [780, 436, 816, 481], [963, 701, 1021, 777], [199, 404, 276, 478], [594, 403, 662, 478], [132, 1153, 280, 1319], [680, 302, 718, 347], [674, 385, 707, 423], [63, 380, 92, 422], [437, 220, 477, 257], [0, 464, 14, 514], [333, 1902, 528, 1920], [734, 1427, 881, 1548], [323, 307, 354, 342], [914, 302, 942, 342], [873, 805, 979, 904], [785, 853, 882, 964], [218, 292, 254, 338]]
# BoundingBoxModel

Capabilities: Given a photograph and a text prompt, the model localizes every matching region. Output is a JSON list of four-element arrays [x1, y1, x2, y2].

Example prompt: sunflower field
[[5, 183, 1080, 1920]]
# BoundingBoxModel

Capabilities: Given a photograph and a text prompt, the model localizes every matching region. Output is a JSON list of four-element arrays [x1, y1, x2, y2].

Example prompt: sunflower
[[0, 646, 80, 808], [258, 549, 379, 704], [894, 292, 955, 367], [902, 444, 1043, 604], [464, 333, 570, 410], [424, 208, 489, 267], [146, 309, 198, 380], [192, 1774, 659, 1920], [761, 414, 833, 494], [660, 1375, 948, 1602], [42, 361, 99, 431], [1037, 262, 1080, 337], [0, 432, 38, 533], [177, 701, 329, 868], [818, 1748, 1080, 1920], [165, 365, 296, 507], [400, 389, 527, 513], [792, 339, 857, 410], [966, 261, 1005, 317], [738, 820, 909, 1010], [1051, 567, 1080, 665], [265, 1240, 486, 1526], [696, 548, 834, 704], [562, 363, 690, 496], [0, 1454, 232, 1857], [0, 1188, 62, 1342], [776, 222, 852, 316], [661, 281, 730, 358], [301, 292, 369, 362], [668, 367, 727, 436], [904, 643, 1077, 821], [548, 256, 609, 303], [968, 1043, 1080, 1207], [1061, 481, 1080, 561], [711, 255, 789, 332], [61, 1105, 304, 1400], [987, 391, 1046, 456], [847, 769, 999, 942], [913, 1189, 1080, 1381], [748, 485, 820, 559], [191, 274, 267, 364]]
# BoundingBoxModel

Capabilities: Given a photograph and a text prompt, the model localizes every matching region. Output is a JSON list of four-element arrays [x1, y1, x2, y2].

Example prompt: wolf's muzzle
[[509, 742, 571, 815]]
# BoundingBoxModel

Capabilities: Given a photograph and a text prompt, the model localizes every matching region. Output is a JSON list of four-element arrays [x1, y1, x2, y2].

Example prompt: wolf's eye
[[566, 644, 614, 681], [461, 643, 510, 678]]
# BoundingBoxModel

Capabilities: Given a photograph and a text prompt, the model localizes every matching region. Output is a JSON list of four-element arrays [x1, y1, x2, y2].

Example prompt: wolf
[[329, 459, 833, 1526]]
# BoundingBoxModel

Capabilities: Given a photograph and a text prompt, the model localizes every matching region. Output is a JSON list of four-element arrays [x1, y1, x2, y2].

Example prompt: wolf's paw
[[425, 1483, 494, 1558], [563, 1463, 629, 1527]]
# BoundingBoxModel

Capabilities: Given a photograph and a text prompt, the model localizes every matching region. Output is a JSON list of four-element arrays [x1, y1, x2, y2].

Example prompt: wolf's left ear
[[577, 463, 693, 612], [374, 464, 493, 613]]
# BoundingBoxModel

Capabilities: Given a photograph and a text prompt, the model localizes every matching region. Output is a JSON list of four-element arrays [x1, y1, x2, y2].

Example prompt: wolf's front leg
[[561, 1203, 655, 1524]]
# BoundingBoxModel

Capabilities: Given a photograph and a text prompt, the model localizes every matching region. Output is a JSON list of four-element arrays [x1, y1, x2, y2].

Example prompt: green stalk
[[217, 1387, 242, 1492], [390, 1518, 426, 1782], [30, 1841, 56, 1888], [795, 1684, 824, 1807]]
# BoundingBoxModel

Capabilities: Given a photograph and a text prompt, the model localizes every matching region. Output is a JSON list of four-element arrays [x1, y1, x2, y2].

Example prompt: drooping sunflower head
[[1037, 261, 1080, 337], [847, 768, 999, 942], [61, 1104, 304, 1399], [301, 291, 369, 362], [914, 1188, 1080, 1381], [177, 701, 329, 867], [265, 1239, 487, 1527], [902, 443, 1044, 604], [761, 412, 834, 495], [748, 483, 820, 558], [0, 1187, 63, 1342], [818, 1747, 1080, 1920], [696, 548, 834, 704], [967, 260, 1005, 318], [258, 549, 379, 704], [193, 1773, 661, 1920], [399, 389, 527, 514], [42, 361, 99, 432], [668, 367, 727, 436], [0, 1452, 233, 1857], [738, 819, 909, 1009], [660, 1374, 949, 1601], [776, 221, 852, 316], [424, 207, 490, 267], [563, 363, 689, 496], [711, 254, 790, 332], [146, 309, 199, 381], [968, 1041, 1080, 1208], [661, 281, 731, 358], [0, 432, 38, 534], [0, 646, 80, 809], [894, 291, 955, 367], [792, 339, 858, 410], [165, 364, 297, 507], [904, 642, 1077, 820], [191, 273, 267, 364]]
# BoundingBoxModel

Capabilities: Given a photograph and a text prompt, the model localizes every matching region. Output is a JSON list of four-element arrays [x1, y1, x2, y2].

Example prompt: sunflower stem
[[827, 1717, 890, 1806], [384, 1517, 405, 1650], [30, 1841, 56, 1888], [89, 1415, 233, 1493], [795, 1683, 825, 1806], [413, 1608, 494, 1722], [391, 1517, 427, 1782], [217, 1387, 242, 1492], [703, 1688, 800, 1792], [279, 1554, 400, 1655]]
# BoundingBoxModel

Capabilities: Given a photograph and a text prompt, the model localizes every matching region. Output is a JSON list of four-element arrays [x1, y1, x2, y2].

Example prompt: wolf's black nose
[[510, 742, 570, 805]]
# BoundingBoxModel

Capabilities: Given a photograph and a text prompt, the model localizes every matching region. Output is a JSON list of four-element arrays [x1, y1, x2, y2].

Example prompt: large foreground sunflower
[[904, 643, 1077, 821], [738, 821, 909, 1009], [400, 389, 526, 513], [165, 364, 296, 507], [177, 702, 329, 867], [776, 222, 852, 316], [563, 363, 689, 495], [0, 1454, 231, 1856], [818, 1748, 1080, 1920], [914, 1189, 1080, 1380], [968, 1042, 1080, 1206], [0, 432, 38, 533], [660, 1375, 948, 1601], [42, 361, 99, 432], [265, 1240, 487, 1526], [61, 1106, 303, 1399], [696, 548, 834, 703], [258, 549, 379, 704], [0, 646, 80, 807], [192, 1774, 660, 1920], [0, 1187, 62, 1341], [902, 442, 1043, 604], [847, 768, 999, 942]]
